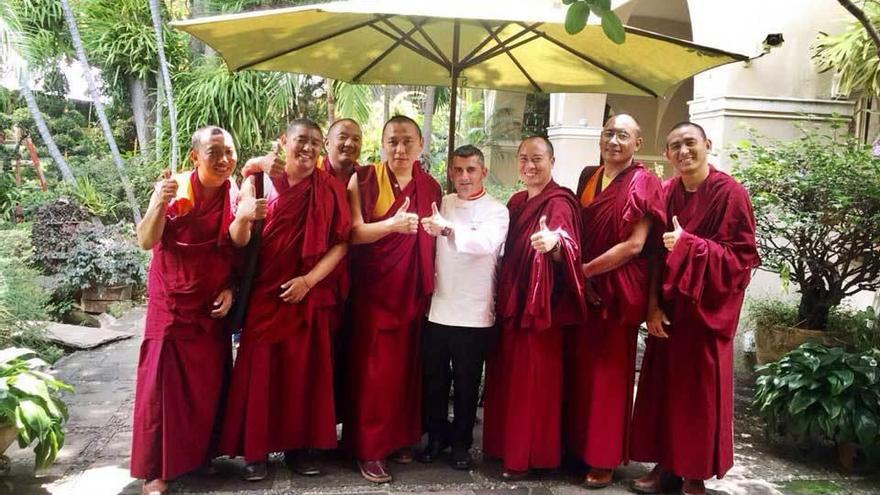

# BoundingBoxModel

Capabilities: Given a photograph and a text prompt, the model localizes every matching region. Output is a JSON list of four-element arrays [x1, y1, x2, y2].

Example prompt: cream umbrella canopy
[[172, 0, 750, 164]]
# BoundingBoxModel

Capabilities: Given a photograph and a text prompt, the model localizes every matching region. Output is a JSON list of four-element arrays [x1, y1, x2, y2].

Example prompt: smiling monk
[[219, 119, 351, 482]]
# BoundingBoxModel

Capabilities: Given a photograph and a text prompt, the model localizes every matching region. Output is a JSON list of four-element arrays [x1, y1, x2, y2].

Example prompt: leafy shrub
[[30, 198, 88, 273], [754, 343, 880, 449], [748, 298, 880, 353], [732, 127, 880, 331], [0, 229, 62, 363], [58, 222, 147, 291], [0, 347, 73, 469]]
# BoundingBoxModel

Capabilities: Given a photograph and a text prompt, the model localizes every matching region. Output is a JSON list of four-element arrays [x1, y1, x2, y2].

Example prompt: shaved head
[[605, 114, 641, 138], [190, 126, 233, 151]]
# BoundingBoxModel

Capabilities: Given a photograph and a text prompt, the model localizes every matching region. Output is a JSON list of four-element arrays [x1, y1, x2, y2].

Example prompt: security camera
[[762, 33, 784, 49]]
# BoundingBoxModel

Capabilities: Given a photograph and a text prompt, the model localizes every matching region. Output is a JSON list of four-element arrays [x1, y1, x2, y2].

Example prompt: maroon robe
[[219, 169, 351, 462], [565, 163, 665, 469], [341, 162, 441, 461], [131, 172, 236, 481], [321, 156, 361, 187], [483, 181, 585, 472], [630, 166, 759, 480]]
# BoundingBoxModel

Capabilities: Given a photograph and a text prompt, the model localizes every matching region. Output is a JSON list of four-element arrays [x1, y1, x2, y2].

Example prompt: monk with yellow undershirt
[[342, 115, 442, 484], [564, 114, 666, 488]]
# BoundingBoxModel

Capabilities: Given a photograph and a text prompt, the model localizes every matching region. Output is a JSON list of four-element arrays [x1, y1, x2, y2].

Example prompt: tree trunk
[[155, 76, 164, 160], [129, 76, 150, 159], [326, 78, 336, 126], [797, 284, 839, 330], [60, 0, 141, 224], [149, 0, 179, 171], [421, 86, 436, 163], [18, 72, 76, 185]]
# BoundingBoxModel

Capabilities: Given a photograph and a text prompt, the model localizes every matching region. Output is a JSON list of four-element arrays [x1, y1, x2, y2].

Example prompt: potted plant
[[0, 347, 73, 470], [733, 126, 880, 362], [753, 343, 880, 471], [59, 222, 147, 314]]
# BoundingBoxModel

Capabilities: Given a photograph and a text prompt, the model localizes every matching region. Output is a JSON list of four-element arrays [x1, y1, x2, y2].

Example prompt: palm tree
[[148, 0, 179, 172], [59, 0, 141, 223]]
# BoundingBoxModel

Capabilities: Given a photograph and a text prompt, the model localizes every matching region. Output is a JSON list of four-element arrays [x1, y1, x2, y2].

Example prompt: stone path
[[1, 308, 877, 495]]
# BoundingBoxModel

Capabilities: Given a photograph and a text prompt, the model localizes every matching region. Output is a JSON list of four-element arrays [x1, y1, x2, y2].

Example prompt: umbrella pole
[[445, 20, 461, 193], [445, 72, 459, 193]]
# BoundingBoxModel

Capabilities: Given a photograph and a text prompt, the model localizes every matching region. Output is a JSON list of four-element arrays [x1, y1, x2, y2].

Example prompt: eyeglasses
[[601, 130, 633, 141]]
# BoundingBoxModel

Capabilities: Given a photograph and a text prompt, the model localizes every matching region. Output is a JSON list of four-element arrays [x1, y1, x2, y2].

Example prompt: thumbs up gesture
[[386, 196, 419, 234], [155, 169, 178, 204], [235, 177, 268, 222], [530, 215, 560, 254], [663, 215, 683, 252], [420, 201, 452, 237]]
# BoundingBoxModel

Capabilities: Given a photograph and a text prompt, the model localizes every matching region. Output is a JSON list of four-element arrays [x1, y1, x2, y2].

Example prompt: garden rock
[[42, 321, 132, 349]]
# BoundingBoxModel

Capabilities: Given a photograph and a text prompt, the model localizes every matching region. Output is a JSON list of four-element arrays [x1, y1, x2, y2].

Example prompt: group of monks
[[129, 112, 759, 495]]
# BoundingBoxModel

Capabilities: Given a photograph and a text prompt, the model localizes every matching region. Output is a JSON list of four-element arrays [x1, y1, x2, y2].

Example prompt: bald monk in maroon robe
[[630, 122, 759, 495], [482, 136, 585, 479], [131, 126, 239, 495], [219, 119, 351, 482], [240, 118, 364, 424], [343, 115, 442, 483], [566, 115, 665, 487]]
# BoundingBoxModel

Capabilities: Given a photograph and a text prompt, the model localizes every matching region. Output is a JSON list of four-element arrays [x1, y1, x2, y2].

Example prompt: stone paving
[[1, 307, 878, 495]]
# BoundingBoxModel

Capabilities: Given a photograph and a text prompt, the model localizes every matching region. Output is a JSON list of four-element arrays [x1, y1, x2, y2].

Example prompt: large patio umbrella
[[172, 0, 751, 165]]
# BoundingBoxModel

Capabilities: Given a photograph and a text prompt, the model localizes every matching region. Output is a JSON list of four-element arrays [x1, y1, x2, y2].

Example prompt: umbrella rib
[[235, 15, 392, 71], [459, 23, 509, 65], [356, 21, 428, 82], [478, 21, 541, 92], [516, 23, 657, 97], [407, 17, 451, 67], [460, 23, 542, 67], [372, 18, 448, 68], [463, 33, 541, 68]]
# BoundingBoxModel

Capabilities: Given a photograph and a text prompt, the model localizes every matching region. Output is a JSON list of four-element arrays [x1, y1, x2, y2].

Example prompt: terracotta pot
[[80, 284, 132, 314], [755, 324, 850, 364], [0, 424, 18, 455]]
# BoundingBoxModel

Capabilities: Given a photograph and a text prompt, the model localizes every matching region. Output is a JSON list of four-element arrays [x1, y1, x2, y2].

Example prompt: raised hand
[[155, 169, 178, 205], [530, 215, 560, 254], [241, 143, 285, 178], [235, 178, 268, 222], [663, 215, 683, 252], [420, 202, 452, 237], [386, 196, 419, 234]]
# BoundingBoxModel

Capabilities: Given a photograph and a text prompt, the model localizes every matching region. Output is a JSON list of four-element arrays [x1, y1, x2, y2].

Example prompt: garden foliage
[[754, 343, 880, 451], [733, 127, 880, 330]]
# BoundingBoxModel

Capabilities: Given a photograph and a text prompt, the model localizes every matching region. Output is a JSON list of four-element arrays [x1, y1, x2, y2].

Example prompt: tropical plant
[[754, 343, 880, 452], [0, 347, 72, 468], [58, 0, 141, 224], [173, 57, 307, 158], [77, 0, 186, 157], [732, 127, 880, 331], [813, 2, 880, 98]]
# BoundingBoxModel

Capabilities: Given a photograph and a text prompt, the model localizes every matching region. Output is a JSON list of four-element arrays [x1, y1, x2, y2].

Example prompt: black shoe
[[451, 446, 473, 470], [242, 461, 268, 482], [284, 449, 321, 476], [417, 437, 449, 463]]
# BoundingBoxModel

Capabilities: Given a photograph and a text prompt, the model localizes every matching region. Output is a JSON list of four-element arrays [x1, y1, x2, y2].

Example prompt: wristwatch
[[441, 226, 453, 237]]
